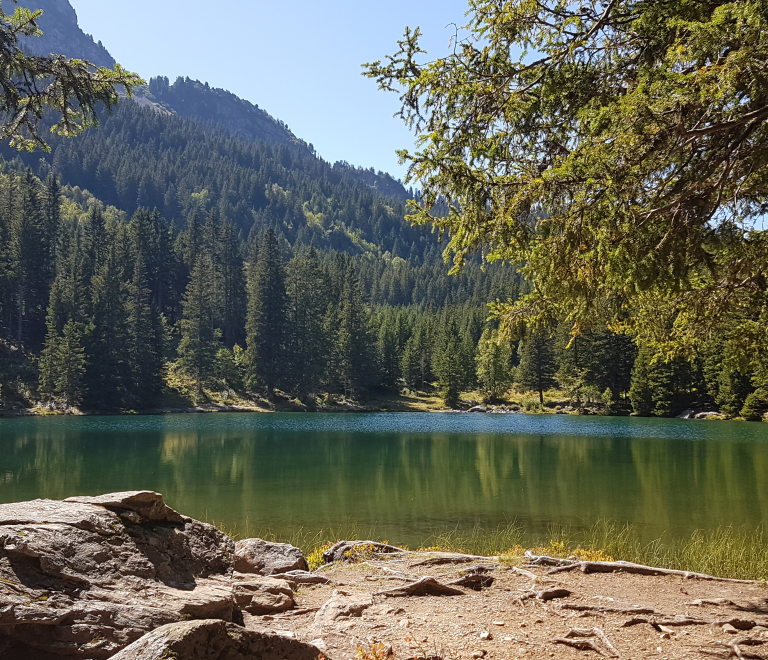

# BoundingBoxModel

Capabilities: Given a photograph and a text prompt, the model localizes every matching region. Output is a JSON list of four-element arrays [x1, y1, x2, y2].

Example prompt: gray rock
[[232, 573, 295, 615], [0, 492, 251, 659], [234, 538, 309, 575], [468, 405, 487, 413], [271, 570, 331, 585], [314, 596, 372, 626], [65, 490, 184, 523], [110, 619, 326, 660]]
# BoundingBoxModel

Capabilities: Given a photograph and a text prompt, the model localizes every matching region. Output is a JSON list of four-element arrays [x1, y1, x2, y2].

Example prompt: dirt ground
[[251, 551, 768, 660]]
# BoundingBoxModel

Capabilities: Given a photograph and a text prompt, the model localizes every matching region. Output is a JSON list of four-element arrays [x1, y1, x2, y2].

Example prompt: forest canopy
[[366, 0, 768, 359]]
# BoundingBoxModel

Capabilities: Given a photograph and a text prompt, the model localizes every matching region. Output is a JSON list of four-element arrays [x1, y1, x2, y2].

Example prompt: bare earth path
[[259, 551, 768, 660]]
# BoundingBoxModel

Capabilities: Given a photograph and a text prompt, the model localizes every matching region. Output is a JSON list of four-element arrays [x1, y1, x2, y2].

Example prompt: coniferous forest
[[0, 94, 764, 419]]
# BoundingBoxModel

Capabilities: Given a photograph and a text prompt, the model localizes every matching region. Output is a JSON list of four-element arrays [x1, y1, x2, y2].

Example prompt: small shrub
[[356, 643, 391, 660], [307, 542, 335, 571]]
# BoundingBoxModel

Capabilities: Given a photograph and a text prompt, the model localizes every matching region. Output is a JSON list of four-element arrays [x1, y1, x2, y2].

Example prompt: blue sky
[[69, 0, 469, 181]]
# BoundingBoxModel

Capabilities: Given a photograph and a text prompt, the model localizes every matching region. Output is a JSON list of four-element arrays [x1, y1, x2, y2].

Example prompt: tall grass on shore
[[580, 521, 768, 581], [211, 517, 768, 582]]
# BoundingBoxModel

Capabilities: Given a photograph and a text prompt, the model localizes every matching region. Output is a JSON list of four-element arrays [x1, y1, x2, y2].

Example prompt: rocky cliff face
[[146, 76, 297, 146], [18, 0, 116, 68]]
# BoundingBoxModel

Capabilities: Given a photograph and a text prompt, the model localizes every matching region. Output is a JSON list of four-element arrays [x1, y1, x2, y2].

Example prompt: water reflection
[[0, 414, 766, 546]]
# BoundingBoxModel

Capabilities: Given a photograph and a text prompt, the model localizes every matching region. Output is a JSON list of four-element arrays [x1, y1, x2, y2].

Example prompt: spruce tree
[[126, 254, 164, 409], [178, 255, 219, 396], [285, 247, 328, 397], [335, 264, 373, 399], [245, 228, 287, 393], [10, 171, 48, 348], [476, 328, 513, 403], [516, 330, 557, 404], [434, 317, 464, 407], [85, 246, 129, 411]]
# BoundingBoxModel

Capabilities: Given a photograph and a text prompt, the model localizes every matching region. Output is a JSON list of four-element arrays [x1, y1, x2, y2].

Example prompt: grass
[[212, 518, 768, 582]]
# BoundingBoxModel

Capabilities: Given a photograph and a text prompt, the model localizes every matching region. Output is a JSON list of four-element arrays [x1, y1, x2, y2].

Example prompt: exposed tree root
[[323, 541, 407, 564], [553, 627, 620, 658], [621, 615, 765, 630], [526, 556, 763, 584], [409, 554, 493, 568], [374, 576, 465, 598], [688, 599, 768, 615], [506, 566, 539, 581], [447, 574, 495, 591], [359, 563, 418, 581], [519, 588, 573, 603], [561, 604, 663, 616], [701, 637, 768, 659]]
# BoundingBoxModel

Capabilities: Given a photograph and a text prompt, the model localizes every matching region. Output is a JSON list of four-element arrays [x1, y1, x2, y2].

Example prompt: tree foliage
[[0, 1, 142, 150], [366, 1, 768, 357]]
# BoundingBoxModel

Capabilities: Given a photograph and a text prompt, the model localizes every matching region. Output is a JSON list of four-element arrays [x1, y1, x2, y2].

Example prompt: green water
[[0, 413, 766, 547]]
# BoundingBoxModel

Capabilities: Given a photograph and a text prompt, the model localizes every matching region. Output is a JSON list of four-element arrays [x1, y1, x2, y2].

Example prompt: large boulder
[[110, 619, 325, 660], [234, 538, 309, 575], [0, 492, 293, 659]]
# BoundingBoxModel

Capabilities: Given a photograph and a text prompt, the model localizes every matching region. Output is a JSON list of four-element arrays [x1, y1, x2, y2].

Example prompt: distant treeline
[[0, 167, 521, 410], [0, 164, 765, 418]]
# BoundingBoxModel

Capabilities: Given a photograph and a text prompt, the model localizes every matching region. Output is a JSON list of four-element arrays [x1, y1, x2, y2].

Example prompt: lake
[[0, 413, 766, 547]]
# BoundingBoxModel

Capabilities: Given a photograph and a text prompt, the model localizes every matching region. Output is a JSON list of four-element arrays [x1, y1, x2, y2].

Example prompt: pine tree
[[245, 228, 287, 393], [178, 255, 219, 395], [516, 330, 557, 404], [476, 328, 513, 403]]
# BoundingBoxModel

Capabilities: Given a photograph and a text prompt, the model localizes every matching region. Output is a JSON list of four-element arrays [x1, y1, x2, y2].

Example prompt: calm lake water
[[0, 413, 766, 547]]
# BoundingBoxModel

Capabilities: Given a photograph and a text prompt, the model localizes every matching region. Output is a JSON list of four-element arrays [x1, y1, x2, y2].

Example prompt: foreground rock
[[110, 620, 324, 660], [234, 537, 309, 575], [0, 492, 302, 659]]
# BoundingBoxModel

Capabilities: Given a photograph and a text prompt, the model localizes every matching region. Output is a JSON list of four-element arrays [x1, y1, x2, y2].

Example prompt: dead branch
[[553, 628, 620, 658], [374, 576, 465, 598], [542, 559, 764, 584]]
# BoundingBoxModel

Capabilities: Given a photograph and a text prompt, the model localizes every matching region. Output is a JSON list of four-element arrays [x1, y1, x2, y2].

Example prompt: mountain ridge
[[15, 0, 409, 200]]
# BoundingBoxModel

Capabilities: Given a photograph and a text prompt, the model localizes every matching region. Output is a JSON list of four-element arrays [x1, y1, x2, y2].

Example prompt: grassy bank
[[217, 520, 768, 582]]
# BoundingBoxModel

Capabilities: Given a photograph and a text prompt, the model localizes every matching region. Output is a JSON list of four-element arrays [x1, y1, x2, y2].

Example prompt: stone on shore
[[234, 537, 309, 575], [0, 491, 296, 659], [109, 619, 325, 660]]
